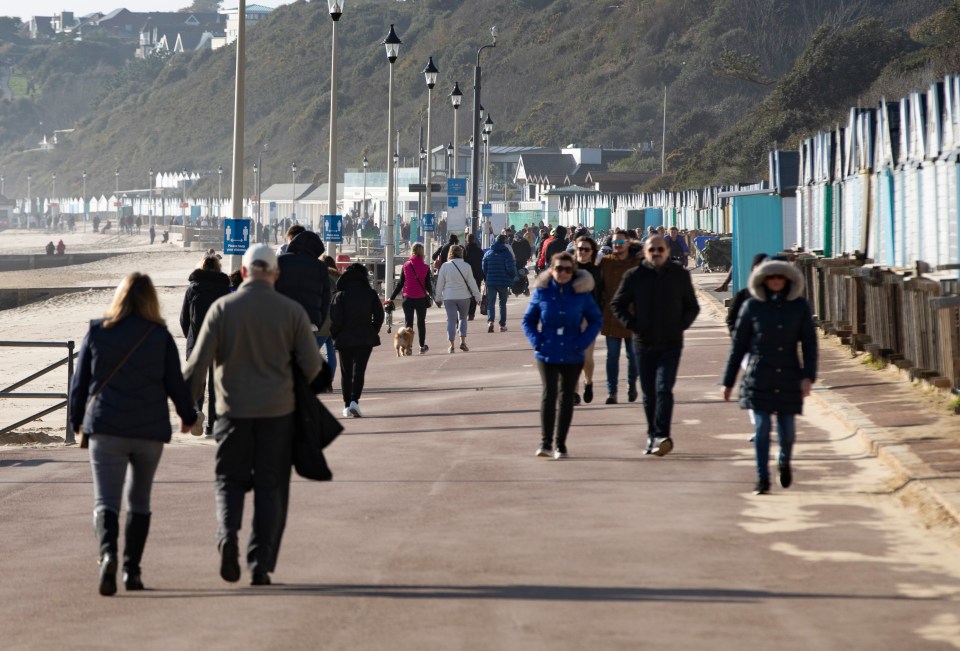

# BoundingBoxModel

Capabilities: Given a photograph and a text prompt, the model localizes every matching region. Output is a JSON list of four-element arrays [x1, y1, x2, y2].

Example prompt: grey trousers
[[214, 414, 294, 574], [89, 434, 164, 516], [444, 297, 471, 340]]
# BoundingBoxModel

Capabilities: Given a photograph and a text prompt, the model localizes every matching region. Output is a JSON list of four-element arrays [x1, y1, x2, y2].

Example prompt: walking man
[[482, 234, 518, 333], [183, 244, 325, 586], [598, 229, 641, 404], [611, 235, 700, 456]]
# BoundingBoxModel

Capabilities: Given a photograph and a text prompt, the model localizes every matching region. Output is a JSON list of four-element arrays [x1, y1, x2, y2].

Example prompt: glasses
[[648, 246, 665, 252], [553, 265, 574, 273], [576, 246, 593, 252], [612, 239, 626, 245]]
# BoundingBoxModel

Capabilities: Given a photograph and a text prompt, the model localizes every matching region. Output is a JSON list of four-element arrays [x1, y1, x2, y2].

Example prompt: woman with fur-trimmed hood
[[721, 259, 818, 495], [522, 251, 603, 460]]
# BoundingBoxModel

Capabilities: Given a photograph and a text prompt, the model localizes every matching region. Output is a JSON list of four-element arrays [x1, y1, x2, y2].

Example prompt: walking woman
[[463, 233, 485, 320], [721, 259, 818, 495], [572, 235, 602, 404], [390, 241, 433, 354], [435, 244, 481, 353], [70, 273, 196, 595], [522, 251, 602, 459], [331, 263, 385, 418]]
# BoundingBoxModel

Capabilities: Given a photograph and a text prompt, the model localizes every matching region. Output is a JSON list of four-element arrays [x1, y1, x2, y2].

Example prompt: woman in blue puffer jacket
[[522, 251, 602, 460]]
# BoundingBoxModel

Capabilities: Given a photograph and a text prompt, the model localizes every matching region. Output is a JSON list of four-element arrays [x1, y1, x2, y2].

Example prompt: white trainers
[[348, 401, 362, 418], [553, 449, 569, 460], [342, 407, 352, 418], [536, 446, 552, 458]]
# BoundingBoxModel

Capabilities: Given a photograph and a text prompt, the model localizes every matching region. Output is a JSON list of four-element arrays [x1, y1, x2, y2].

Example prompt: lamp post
[[446, 142, 453, 177], [115, 167, 119, 194], [82, 170, 87, 231], [483, 114, 493, 205], [470, 26, 497, 235], [326, 0, 343, 255], [52, 173, 56, 202], [291, 161, 297, 224], [418, 147, 426, 230], [0, 170, 4, 196], [147, 168, 153, 226], [27, 175, 31, 220], [449, 81, 462, 178], [181, 167, 187, 224], [382, 23, 402, 301], [217, 165, 223, 217], [362, 155, 368, 224], [253, 161, 259, 231], [422, 56, 438, 259]]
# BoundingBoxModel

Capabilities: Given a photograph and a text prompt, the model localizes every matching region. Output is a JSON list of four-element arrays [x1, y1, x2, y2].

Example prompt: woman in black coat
[[330, 263, 385, 418], [721, 259, 818, 495], [463, 233, 485, 320]]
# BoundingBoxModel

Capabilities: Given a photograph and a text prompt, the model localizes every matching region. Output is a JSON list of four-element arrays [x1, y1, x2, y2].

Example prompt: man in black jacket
[[179, 255, 231, 437], [611, 235, 700, 456], [275, 230, 331, 348]]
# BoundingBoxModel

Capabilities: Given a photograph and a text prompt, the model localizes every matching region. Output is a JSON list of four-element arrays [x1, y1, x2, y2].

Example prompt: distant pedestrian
[[179, 255, 231, 438], [69, 273, 196, 595], [522, 252, 602, 459], [463, 233, 485, 320], [55, 239, 65, 255], [183, 245, 326, 586], [275, 230, 331, 349], [435, 244, 481, 353], [482, 234, 518, 333], [330, 262, 384, 417], [149, 224, 156, 245], [572, 236, 602, 404], [597, 229, 641, 405], [390, 242, 433, 354], [45, 241, 54, 255], [316, 255, 341, 388], [611, 235, 700, 456], [722, 259, 818, 495]]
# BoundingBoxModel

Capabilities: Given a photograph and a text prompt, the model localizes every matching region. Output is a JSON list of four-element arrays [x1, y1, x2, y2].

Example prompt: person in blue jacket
[[70, 273, 197, 596], [522, 251, 603, 459], [482, 234, 519, 333], [722, 259, 818, 495]]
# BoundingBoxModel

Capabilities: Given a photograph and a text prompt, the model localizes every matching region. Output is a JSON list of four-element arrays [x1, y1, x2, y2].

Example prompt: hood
[[287, 230, 325, 258], [490, 241, 511, 255], [533, 268, 595, 294], [748, 260, 804, 301], [336, 264, 369, 290], [188, 269, 230, 286]]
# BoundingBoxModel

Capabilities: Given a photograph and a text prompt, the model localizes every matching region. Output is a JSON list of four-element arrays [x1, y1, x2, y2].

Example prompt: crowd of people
[[67, 217, 817, 595]]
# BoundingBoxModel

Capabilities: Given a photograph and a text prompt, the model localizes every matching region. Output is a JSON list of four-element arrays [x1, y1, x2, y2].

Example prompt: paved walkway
[[1, 255, 959, 650]]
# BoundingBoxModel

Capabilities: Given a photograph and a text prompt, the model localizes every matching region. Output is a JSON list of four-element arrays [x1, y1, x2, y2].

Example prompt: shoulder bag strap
[[88, 323, 158, 406], [450, 260, 476, 298]]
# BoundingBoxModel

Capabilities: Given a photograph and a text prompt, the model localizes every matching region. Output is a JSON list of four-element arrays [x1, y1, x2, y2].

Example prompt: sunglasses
[[612, 239, 626, 245], [553, 265, 574, 273], [648, 246, 665, 252]]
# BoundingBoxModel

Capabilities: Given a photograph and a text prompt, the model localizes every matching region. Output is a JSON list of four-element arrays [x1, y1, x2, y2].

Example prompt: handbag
[[291, 360, 343, 481], [79, 323, 158, 448], [450, 259, 478, 313], [479, 285, 488, 316]]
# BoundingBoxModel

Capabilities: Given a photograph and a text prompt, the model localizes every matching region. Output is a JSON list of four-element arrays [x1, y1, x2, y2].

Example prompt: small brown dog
[[394, 326, 414, 357]]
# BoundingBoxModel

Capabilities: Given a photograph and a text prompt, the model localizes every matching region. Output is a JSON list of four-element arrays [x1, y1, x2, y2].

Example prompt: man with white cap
[[184, 244, 324, 586]]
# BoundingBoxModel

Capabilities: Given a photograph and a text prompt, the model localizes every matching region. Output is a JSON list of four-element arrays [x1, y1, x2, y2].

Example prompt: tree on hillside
[[0, 17, 23, 42], [179, 0, 222, 13]]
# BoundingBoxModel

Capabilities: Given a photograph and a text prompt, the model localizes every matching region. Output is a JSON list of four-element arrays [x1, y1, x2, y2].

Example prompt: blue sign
[[422, 213, 435, 233], [482, 203, 493, 217], [447, 178, 467, 196], [447, 196, 459, 208], [223, 218, 251, 255], [323, 214, 343, 243]]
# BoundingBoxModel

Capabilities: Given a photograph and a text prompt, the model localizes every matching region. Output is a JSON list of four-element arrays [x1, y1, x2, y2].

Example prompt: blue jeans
[[753, 412, 796, 481], [637, 347, 682, 440], [487, 285, 509, 327], [316, 336, 337, 383], [605, 336, 638, 394]]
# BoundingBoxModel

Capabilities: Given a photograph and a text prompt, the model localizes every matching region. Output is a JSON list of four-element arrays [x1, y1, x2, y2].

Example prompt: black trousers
[[214, 413, 294, 574], [402, 297, 429, 347], [537, 360, 583, 449], [339, 346, 373, 407], [195, 365, 217, 433]]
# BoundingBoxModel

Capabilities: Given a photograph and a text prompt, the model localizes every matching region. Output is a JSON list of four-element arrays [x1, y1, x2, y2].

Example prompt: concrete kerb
[[692, 278, 960, 531]]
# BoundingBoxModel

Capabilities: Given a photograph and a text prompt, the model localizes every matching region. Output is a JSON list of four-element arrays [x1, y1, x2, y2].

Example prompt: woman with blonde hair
[[389, 241, 433, 354], [435, 244, 481, 353], [70, 273, 196, 596]]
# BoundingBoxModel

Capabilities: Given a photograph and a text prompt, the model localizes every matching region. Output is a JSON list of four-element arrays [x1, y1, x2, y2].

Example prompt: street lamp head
[[483, 114, 494, 135], [382, 24, 402, 63], [327, 0, 342, 21], [447, 142, 453, 156], [419, 147, 426, 161], [115, 167, 119, 176], [292, 162, 297, 174], [490, 25, 498, 42], [450, 81, 462, 109], [253, 162, 258, 173], [479, 104, 485, 121], [393, 151, 399, 166], [218, 165, 222, 175], [362, 155, 368, 169], [482, 132, 488, 144], [422, 56, 439, 90]]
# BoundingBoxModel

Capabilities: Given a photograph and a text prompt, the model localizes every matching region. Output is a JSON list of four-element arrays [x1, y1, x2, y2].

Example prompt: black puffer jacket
[[179, 268, 231, 356], [722, 260, 818, 415], [511, 236, 532, 267], [330, 264, 384, 349], [610, 259, 700, 350], [276, 230, 330, 329], [464, 242, 484, 286]]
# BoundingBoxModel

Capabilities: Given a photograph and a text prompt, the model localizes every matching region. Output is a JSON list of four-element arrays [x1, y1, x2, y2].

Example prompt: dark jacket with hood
[[511, 235, 532, 267], [179, 268, 231, 356], [330, 264, 384, 350], [482, 240, 518, 287], [276, 230, 330, 330], [722, 260, 818, 415], [522, 269, 603, 365], [464, 241, 485, 286], [610, 259, 700, 350]]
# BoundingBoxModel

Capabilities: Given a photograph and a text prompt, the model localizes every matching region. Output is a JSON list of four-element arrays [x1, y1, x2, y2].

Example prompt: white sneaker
[[342, 407, 352, 418], [348, 401, 362, 418]]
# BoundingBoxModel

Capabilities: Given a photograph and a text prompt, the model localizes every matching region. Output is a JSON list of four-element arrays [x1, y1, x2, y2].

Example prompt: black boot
[[94, 510, 119, 596], [123, 512, 151, 591]]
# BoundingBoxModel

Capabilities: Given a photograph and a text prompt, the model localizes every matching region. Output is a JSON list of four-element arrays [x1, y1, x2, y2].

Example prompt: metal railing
[[0, 341, 77, 443]]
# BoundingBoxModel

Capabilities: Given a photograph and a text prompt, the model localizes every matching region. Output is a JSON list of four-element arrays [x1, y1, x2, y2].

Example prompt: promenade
[[0, 231, 959, 650]]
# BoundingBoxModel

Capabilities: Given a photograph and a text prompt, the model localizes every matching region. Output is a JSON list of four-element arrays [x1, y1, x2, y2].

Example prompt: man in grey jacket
[[183, 244, 323, 586]]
